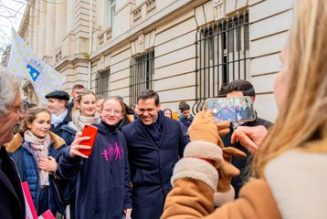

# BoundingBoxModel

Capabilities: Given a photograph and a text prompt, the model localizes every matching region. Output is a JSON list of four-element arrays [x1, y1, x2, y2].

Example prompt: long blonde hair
[[254, 0, 327, 177]]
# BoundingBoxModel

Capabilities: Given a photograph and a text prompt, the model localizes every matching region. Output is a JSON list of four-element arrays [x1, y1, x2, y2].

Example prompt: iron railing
[[129, 49, 155, 105], [194, 11, 249, 113]]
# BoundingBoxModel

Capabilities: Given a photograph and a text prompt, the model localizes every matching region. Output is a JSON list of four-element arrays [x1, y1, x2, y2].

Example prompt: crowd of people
[[0, 0, 327, 218]]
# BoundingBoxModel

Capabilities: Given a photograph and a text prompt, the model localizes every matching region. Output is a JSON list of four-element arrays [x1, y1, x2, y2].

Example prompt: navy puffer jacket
[[6, 132, 67, 215]]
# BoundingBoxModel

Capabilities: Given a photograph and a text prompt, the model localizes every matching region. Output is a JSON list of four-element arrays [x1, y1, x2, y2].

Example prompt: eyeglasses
[[103, 109, 123, 115]]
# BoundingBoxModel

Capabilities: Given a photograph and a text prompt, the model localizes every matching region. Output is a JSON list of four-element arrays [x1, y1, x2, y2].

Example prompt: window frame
[[129, 49, 155, 106], [194, 11, 250, 112]]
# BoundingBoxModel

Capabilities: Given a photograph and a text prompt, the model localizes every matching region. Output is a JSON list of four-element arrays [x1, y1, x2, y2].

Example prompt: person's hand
[[231, 125, 268, 154], [38, 156, 57, 173], [124, 208, 132, 219], [188, 111, 221, 146], [70, 132, 92, 158], [216, 121, 231, 137], [214, 147, 246, 206], [217, 147, 246, 192]]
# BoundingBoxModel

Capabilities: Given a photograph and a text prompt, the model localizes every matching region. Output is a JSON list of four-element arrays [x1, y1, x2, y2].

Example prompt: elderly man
[[0, 67, 25, 218], [122, 90, 189, 219]]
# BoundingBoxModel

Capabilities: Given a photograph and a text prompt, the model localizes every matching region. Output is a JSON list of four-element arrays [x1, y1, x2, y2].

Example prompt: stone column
[[32, 0, 39, 55], [28, 1, 34, 48], [66, 0, 74, 34], [38, 0, 46, 58], [55, 0, 66, 48], [45, 0, 56, 58]]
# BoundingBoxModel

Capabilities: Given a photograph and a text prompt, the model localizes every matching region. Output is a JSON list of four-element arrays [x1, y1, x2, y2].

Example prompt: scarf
[[72, 110, 100, 132], [24, 130, 51, 187], [51, 109, 68, 127]]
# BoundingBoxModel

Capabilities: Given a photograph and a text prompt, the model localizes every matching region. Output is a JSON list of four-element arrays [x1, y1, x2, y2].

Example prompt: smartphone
[[205, 97, 256, 124], [79, 124, 98, 156]]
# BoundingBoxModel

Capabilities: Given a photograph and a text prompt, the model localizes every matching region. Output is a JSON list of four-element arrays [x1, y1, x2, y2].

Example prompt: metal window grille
[[129, 50, 155, 106], [96, 69, 110, 97], [194, 11, 249, 112]]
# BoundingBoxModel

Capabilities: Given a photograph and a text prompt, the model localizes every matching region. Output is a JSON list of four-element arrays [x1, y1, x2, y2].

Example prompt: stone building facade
[[19, 0, 294, 121]]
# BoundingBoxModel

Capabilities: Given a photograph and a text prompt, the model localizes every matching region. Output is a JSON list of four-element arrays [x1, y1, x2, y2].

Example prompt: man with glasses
[[122, 89, 189, 219], [0, 67, 25, 219]]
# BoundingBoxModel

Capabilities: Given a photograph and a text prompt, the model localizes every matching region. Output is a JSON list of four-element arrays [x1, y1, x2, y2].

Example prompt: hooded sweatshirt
[[58, 121, 132, 219]]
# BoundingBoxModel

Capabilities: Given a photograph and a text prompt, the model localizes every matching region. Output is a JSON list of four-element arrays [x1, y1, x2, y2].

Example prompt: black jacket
[[222, 116, 273, 197], [58, 121, 132, 219], [122, 112, 189, 219], [0, 146, 25, 219]]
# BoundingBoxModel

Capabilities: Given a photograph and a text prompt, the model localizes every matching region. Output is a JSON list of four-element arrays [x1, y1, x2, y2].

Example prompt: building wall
[[18, 0, 294, 121], [249, 0, 294, 121], [91, 0, 294, 121], [19, 0, 93, 102]]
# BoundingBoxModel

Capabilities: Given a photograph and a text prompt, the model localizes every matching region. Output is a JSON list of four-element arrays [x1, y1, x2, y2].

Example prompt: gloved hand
[[218, 147, 246, 192], [183, 111, 223, 168], [213, 146, 246, 206], [188, 111, 222, 146], [171, 111, 224, 191], [216, 121, 231, 137]]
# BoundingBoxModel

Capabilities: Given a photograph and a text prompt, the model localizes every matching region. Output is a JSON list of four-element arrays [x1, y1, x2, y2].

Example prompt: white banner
[[8, 29, 66, 104]]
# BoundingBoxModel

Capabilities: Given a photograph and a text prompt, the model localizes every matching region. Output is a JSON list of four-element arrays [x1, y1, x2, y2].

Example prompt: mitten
[[214, 147, 246, 206], [171, 111, 225, 191], [216, 121, 231, 137], [188, 111, 222, 146]]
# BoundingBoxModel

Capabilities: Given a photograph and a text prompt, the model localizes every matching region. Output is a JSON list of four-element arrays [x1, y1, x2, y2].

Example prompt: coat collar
[[5, 132, 66, 153]]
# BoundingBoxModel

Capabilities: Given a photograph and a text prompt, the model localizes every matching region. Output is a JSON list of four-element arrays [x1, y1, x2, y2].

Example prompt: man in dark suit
[[0, 67, 25, 219], [122, 90, 189, 219]]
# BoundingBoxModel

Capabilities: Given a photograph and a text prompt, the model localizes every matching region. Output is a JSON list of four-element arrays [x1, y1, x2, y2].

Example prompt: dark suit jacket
[[0, 146, 25, 219]]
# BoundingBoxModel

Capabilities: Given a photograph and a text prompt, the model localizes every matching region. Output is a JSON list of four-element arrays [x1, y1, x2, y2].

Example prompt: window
[[106, 0, 116, 28], [129, 50, 155, 105], [96, 69, 110, 97], [194, 11, 249, 112]]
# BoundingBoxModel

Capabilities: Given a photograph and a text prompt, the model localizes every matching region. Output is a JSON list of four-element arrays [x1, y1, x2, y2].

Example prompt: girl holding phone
[[6, 108, 66, 215], [61, 90, 100, 146], [58, 96, 132, 219]]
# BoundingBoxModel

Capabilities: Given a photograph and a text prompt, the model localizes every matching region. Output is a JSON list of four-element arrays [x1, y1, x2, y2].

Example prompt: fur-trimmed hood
[[5, 132, 66, 153]]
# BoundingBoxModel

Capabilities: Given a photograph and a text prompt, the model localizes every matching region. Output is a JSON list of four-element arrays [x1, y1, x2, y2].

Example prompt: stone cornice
[[55, 55, 90, 71]]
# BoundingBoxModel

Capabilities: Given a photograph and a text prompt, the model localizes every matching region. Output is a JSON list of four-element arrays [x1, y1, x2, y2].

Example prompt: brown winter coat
[[162, 139, 327, 219], [161, 178, 281, 219]]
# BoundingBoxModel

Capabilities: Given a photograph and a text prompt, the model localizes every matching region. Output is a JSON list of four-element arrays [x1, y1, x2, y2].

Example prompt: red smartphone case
[[79, 124, 98, 156]]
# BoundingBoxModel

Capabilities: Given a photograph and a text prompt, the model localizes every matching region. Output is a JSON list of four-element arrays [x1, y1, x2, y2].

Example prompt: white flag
[[8, 29, 66, 104]]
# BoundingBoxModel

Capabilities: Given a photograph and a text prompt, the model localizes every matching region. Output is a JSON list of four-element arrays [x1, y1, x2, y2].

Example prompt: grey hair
[[0, 66, 20, 114]]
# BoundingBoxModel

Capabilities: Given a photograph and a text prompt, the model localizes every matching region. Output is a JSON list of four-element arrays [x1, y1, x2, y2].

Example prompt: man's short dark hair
[[219, 80, 256, 97], [179, 101, 190, 112], [72, 84, 85, 91], [137, 89, 160, 106]]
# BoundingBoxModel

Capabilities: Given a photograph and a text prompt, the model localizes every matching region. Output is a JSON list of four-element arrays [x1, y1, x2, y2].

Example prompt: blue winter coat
[[6, 132, 67, 215], [57, 121, 132, 219], [50, 112, 71, 139], [122, 111, 189, 219], [60, 123, 77, 146], [179, 114, 194, 128]]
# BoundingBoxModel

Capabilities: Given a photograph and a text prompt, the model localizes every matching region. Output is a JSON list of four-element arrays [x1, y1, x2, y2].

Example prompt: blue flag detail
[[26, 64, 40, 81]]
